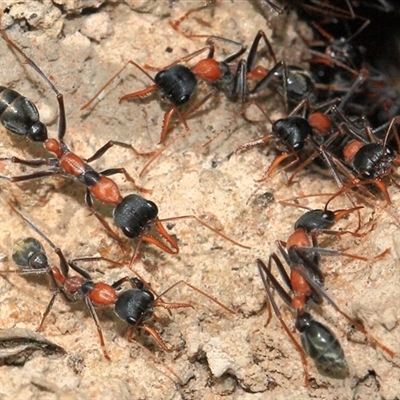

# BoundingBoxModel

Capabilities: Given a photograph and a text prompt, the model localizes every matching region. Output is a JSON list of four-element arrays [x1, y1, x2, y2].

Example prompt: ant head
[[294, 210, 335, 233], [114, 288, 155, 325], [113, 194, 159, 239], [12, 237, 48, 270], [155, 65, 197, 106], [27, 121, 48, 142], [274, 116, 312, 151]]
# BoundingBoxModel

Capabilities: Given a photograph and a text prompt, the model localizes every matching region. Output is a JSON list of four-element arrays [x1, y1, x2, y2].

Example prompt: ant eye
[[127, 316, 137, 325], [322, 211, 334, 222], [179, 94, 190, 103]]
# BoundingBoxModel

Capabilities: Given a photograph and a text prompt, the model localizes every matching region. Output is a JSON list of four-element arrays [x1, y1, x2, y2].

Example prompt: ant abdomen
[[12, 237, 48, 270], [296, 312, 349, 379], [0, 87, 48, 142]]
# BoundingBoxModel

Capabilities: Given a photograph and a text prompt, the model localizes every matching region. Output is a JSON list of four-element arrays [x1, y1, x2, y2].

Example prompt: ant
[[0, 25, 250, 256], [6, 203, 236, 364], [81, 30, 277, 176], [256, 193, 394, 384]]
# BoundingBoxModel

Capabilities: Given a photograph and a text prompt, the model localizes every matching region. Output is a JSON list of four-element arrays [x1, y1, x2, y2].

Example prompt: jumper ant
[[5, 202, 235, 368], [256, 192, 394, 384], [81, 30, 277, 177], [0, 25, 250, 256]]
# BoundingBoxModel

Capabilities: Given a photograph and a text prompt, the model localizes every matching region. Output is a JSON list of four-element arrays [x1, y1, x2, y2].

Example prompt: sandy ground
[[0, 1, 399, 399]]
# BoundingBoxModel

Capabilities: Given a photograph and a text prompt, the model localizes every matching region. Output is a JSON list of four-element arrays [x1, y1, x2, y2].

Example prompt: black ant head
[[12, 237, 48, 270], [113, 194, 159, 239], [155, 65, 197, 106], [294, 209, 335, 233], [274, 116, 312, 152], [27, 121, 48, 142], [114, 288, 155, 326]]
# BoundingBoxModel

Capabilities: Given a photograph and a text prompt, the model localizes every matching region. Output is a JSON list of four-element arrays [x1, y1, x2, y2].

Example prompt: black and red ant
[[6, 203, 235, 363], [0, 26, 250, 256], [81, 30, 278, 176], [256, 193, 394, 384]]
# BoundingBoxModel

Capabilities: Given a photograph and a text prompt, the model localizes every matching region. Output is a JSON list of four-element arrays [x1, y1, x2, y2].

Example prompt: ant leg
[[84, 189, 122, 242], [196, 35, 246, 63], [248, 61, 284, 95], [85, 140, 155, 162], [0, 156, 54, 168], [143, 46, 214, 72], [100, 167, 151, 194], [293, 245, 390, 263], [134, 323, 173, 353], [0, 156, 61, 182], [0, 170, 61, 183], [157, 215, 251, 249], [232, 60, 247, 103], [155, 280, 236, 314], [69, 256, 123, 279], [257, 259, 310, 386], [126, 332, 184, 385], [36, 289, 61, 332], [268, 253, 294, 294], [246, 30, 277, 73], [84, 297, 111, 360]]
